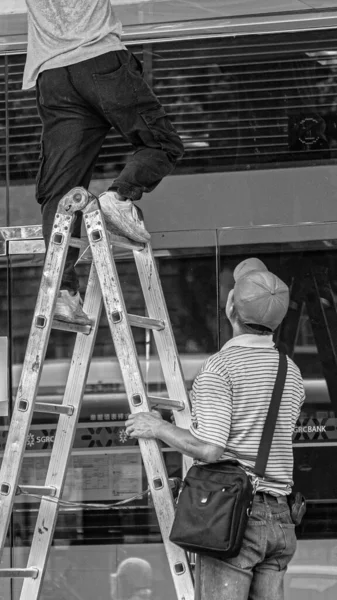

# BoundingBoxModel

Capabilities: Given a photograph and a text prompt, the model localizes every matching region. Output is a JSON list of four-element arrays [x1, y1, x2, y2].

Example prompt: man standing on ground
[[23, 0, 184, 325], [126, 257, 305, 600]]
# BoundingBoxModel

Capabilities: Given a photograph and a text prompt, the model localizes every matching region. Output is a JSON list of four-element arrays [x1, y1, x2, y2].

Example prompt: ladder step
[[52, 319, 91, 335], [148, 395, 185, 411], [16, 485, 56, 497], [35, 402, 74, 416], [69, 237, 88, 250], [128, 314, 165, 330], [0, 568, 39, 579], [107, 231, 145, 251]]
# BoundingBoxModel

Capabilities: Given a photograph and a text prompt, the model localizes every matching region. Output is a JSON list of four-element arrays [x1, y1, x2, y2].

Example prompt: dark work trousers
[[36, 49, 184, 292]]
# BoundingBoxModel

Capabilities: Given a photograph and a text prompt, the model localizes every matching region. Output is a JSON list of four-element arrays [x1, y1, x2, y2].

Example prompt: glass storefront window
[[2, 8, 337, 599]]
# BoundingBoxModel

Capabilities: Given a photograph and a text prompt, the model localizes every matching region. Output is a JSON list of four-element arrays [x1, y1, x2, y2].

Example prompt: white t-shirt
[[23, 0, 125, 90], [190, 334, 305, 495]]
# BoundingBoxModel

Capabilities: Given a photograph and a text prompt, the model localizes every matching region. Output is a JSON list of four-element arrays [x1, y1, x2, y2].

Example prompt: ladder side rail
[[0, 212, 73, 555], [133, 246, 193, 470], [20, 263, 103, 600], [83, 208, 194, 600]]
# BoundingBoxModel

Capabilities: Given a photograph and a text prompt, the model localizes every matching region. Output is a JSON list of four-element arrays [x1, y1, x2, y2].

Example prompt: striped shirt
[[190, 334, 305, 495]]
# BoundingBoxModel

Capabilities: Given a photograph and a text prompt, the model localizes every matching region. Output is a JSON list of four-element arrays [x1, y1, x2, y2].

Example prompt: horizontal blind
[[1, 29, 337, 183], [0, 55, 6, 184], [151, 29, 337, 172]]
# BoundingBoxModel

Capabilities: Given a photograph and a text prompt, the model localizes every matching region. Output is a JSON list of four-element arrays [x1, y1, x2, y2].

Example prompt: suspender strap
[[254, 352, 288, 478]]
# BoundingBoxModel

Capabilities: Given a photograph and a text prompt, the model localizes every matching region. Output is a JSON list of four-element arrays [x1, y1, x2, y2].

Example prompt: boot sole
[[54, 313, 92, 326], [102, 211, 150, 243]]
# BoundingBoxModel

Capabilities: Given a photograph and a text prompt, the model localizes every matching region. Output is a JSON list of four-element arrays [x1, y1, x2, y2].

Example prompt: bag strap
[[254, 352, 288, 478]]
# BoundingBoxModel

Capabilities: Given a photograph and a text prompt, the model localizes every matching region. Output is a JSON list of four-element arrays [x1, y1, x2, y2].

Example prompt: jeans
[[36, 49, 184, 291], [195, 492, 297, 600]]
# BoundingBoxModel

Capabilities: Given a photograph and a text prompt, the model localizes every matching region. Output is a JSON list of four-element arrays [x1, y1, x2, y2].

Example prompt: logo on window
[[118, 429, 129, 444], [26, 433, 35, 447]]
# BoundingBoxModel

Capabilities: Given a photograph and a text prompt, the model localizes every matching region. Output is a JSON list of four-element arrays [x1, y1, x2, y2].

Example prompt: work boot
[[99, 191, 151, 243], [54, 290, 91, 326]]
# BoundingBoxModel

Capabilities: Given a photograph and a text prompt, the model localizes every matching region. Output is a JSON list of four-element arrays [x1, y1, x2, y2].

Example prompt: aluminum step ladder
[[0, 187, 194, 600]]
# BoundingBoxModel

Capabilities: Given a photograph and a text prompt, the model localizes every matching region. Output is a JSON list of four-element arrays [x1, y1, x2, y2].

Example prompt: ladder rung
[[69, 237, 86, 249], [148, 395, 185, 411], [52, 319, 91, 335], [35, 402, 74, 416], [16, 485, 56, 497], [107, 231, 145, 251], [0, 568, 39, 579], [128, 314, 165, 331]]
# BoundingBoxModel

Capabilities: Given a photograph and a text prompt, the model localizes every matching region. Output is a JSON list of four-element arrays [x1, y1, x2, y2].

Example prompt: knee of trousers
[[196, 555, 253, 600]]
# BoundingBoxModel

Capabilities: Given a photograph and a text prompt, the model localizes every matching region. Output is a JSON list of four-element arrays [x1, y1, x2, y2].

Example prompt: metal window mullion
[[4, 55, 9, 228], [4, 50, 15, 600]]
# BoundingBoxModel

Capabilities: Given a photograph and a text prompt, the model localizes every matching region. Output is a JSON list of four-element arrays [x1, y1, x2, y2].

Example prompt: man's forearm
[[125, 412, 224, 462], [154, 420, 213, 461]]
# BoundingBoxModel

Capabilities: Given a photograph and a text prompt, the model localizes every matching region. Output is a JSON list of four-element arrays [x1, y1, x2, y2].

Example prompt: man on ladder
[[23, 0, 184, 324], [1, 5, 188, 598]]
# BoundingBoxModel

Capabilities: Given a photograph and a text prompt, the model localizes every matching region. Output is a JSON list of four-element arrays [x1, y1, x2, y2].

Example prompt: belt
[[255, 491, 288, 504]]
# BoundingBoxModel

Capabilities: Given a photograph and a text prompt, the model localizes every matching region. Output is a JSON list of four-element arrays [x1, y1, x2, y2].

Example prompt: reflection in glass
[[110, 557, 152, 600]]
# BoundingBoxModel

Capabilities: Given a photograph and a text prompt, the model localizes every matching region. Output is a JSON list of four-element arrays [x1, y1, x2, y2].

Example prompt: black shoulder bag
[[169, 352, 288, 559]]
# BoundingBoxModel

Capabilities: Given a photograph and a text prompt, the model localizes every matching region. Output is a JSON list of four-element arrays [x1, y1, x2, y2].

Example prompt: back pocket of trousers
[[93, 66, 137, 115]]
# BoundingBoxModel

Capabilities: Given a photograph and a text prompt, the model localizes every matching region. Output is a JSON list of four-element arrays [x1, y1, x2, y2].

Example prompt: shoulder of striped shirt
[[204, 347, 303, 374], [199, 353, 230, 377], [199, 349, 304, 399], [220, 347, 304, 380]]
